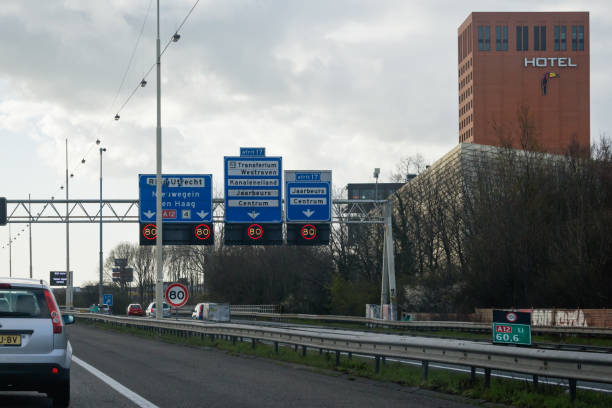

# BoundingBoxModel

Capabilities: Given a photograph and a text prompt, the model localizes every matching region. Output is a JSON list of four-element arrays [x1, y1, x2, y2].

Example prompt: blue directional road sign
[[103, 294, 113, 306], [285, 170, 332, 222], [224, 149, 282, 223], [139, 174, 213, 223]]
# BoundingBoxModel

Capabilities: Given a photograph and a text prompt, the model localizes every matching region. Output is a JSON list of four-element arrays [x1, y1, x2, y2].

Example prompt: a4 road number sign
[[165, 283, 189, 308]]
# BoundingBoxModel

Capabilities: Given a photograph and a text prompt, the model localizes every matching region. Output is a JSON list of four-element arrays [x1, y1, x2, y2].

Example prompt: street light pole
[[373, 168, 380, 202], [65, 138, 72, 309], [8, 223, 11, 278], [99, 145, 106, 307], [154, 0, 164, 320], [29, 193, 32, 279]]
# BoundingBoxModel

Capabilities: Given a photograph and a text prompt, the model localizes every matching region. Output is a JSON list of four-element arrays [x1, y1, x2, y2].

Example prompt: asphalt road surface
[[1, 323, 480, 407]]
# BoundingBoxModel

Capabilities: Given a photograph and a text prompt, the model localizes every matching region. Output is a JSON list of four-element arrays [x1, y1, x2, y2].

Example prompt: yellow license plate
[[0, 335, 21, 346]]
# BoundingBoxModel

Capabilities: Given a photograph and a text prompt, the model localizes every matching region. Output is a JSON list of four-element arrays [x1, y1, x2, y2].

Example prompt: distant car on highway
[[192, 303, 203, 319], [126, 303, 144, 316], [0, 277, 75, 407], [145, 301, 171, 317], [192, 303, 230, 322], [88, 303, 110, 314]]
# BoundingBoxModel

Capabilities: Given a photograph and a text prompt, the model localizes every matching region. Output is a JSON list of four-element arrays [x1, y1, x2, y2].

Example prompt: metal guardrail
[[230, 305, 281, 314], [230, 312, 612, 336], [76, 313, 612, 401], [69, 306, 612, 336]]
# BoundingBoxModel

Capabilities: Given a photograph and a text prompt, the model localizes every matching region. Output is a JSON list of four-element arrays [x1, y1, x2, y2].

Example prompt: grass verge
[[77, 319, 612, 408]]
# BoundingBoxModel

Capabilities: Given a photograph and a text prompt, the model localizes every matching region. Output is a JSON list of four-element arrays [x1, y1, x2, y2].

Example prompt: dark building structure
[[347, 182, 406, 202], [458, 12, 589, 153]]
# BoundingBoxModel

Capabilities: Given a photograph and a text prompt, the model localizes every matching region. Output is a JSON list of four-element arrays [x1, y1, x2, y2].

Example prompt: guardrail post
[[382, 356, 386, 366], [319, 348, 323, 355], [422, 361, 429, 381], [484, 368, 491, 388], [232, 336, 236, 345], [532, 375, 538, 389], [302, 346, 307, 357], [569, 379, 577, 402], [348, 352, 352, 360], [335, 351, 340, 366], [470, 367, 476, 383], [251, 338, 256, 350], [294, 344, 298, 352], [375, 356, 380, 373], [274, 342, 279, 353]]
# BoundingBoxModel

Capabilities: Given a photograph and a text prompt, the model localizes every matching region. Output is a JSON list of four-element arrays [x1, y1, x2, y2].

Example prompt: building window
[[555, 25, 567, 51], [496, 25, 508, 50], [516, 25, 528, 50], [478, 25, 490, 51], [572, 25, 584, 51], [534, 26, 546, 50]]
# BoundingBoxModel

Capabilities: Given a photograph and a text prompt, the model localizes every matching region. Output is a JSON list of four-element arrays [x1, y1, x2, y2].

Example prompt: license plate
[[0, 335, 21, 346]]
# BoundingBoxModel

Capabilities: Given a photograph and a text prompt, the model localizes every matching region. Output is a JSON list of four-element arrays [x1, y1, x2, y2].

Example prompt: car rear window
[[0, 287, 50, 318]]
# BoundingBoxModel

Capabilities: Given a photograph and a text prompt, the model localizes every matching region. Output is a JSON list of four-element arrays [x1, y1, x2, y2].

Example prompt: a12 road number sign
[[165, 283, 189, 308]]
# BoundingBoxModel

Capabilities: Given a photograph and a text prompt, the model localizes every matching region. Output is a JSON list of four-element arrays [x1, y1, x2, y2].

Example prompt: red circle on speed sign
[[300, 224, 317, 240], [194, 224, 211, 240], [142, 224, 157, 240], [247, 224, 263, 240], [165, 283, 189, 308]]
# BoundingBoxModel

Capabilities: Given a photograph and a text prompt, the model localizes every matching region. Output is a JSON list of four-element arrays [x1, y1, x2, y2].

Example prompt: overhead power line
[[114, 0, 201, 120]]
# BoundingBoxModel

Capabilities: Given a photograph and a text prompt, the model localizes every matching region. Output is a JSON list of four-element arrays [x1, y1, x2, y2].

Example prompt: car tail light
[[52, 367, 59, 374], [44, 290, 63, 334]]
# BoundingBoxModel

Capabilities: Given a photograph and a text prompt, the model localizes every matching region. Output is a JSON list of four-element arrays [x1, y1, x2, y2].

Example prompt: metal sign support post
[[380, 200, 397, 320], [154, 0, 164, 320]]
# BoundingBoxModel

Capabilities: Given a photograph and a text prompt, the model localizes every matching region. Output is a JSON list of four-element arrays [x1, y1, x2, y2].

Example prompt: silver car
[[0, 277, 74, 407], [145, 301, 171, 317]]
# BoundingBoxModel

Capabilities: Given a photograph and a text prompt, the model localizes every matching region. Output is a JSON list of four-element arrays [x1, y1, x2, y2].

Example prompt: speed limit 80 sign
[[165, 283, 189, 308]]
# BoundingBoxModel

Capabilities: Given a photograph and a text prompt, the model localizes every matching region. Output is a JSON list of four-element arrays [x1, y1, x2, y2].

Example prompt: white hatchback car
[[145, 301, 171, 317], [0, 277, 75, 407]]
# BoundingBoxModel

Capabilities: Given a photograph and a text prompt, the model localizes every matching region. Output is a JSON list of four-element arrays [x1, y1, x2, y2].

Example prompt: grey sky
[[1, 0, 610, 286]]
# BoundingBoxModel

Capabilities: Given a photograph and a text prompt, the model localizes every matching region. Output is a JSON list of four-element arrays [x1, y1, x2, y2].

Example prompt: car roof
[[0, 277, 48, 288]]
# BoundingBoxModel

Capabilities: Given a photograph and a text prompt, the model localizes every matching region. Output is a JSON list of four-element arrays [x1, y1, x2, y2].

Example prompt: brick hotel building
[[458, 12, 589, 153]]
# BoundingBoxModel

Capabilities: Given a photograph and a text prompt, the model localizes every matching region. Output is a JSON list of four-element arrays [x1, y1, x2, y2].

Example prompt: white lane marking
[[73, 355, 160, 408]]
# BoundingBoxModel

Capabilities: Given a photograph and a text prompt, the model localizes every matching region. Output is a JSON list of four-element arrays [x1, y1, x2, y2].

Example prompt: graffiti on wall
[[532, 309, 588, 327]]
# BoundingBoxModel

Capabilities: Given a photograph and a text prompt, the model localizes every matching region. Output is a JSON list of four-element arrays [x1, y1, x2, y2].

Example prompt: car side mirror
[[62, 314, 75, 325]]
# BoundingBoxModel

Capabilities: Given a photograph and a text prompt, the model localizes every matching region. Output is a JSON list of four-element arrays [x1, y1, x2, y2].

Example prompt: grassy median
[[77, 319, 612, 408]]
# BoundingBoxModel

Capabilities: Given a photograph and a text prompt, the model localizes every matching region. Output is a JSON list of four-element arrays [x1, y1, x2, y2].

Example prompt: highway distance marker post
[[492, 310, 532, 346]]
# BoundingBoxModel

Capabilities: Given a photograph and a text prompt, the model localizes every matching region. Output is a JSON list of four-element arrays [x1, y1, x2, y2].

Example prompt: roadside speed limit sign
[[165, 283, 189, 308]]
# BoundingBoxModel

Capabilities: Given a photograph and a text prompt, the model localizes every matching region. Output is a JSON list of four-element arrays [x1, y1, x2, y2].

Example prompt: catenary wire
[[115, 0, 201, 118]]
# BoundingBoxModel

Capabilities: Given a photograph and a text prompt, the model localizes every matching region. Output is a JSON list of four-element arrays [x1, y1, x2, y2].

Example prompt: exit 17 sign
[[285, 170, 332, 222]]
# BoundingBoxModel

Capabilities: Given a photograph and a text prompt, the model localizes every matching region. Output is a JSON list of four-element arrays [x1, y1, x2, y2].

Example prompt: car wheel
[[50, 377, 70, 407]]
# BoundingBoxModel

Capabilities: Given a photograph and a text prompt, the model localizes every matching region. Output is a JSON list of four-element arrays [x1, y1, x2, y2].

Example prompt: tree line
[[89, 134, 611, 315]]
